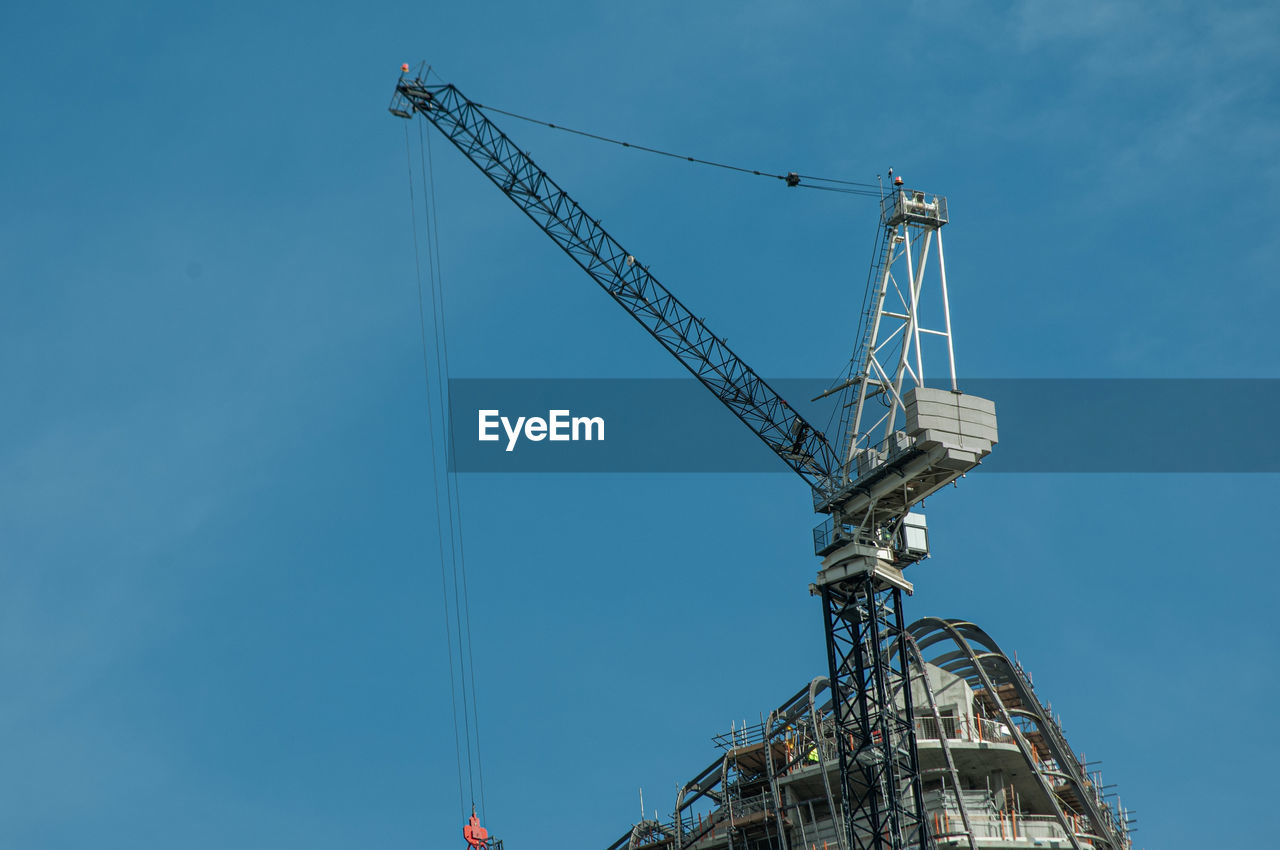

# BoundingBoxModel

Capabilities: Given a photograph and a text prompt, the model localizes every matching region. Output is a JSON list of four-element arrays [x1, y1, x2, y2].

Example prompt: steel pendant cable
[[413, 65, 880, 198], [403, 120, 488, 824], [473, 101, 882, 197]]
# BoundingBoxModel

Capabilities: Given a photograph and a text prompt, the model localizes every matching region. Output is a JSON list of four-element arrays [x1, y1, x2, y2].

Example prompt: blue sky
[[2, 2, 1278, 848]]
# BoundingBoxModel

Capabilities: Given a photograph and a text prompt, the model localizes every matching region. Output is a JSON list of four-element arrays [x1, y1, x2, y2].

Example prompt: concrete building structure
[[604, 619, 1132, 850]]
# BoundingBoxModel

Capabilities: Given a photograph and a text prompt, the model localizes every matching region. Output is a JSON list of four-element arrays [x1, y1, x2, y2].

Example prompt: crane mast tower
[[812, 188, 996, 850], [391, 70, 997, 850]]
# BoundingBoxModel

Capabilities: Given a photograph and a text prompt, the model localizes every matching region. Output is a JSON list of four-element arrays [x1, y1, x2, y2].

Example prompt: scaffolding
[[604, 619, 1133, 850]]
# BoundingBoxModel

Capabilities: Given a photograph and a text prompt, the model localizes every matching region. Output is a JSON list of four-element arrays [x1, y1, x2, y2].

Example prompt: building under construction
[[602, 618, 1133, 850], [390, 67, 1136, 850]]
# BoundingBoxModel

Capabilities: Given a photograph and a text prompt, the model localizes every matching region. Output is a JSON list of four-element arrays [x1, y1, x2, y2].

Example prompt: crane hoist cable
[[404, 123, 470, 815], [820, 214, 888, 444], [403, 120, 488, 823], [421, 120, 489, 821]]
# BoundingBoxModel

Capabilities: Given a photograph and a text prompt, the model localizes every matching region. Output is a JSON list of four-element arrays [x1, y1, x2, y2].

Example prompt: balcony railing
[[914, 714, 1015, 745], [812, 430, 919, 513], [924, 791, 1101, 845], [881, 189, 949, 228]]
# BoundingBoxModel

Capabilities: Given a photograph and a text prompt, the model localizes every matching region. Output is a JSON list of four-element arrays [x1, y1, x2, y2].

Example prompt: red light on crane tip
[[401, 63, 410, 73]]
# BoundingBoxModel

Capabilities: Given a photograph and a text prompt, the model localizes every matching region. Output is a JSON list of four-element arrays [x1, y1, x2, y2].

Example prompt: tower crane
[[390, 70, 997, 850]]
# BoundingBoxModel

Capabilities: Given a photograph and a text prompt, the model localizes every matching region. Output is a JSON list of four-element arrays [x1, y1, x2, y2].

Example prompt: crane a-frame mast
[[391, 70, 997, 850]]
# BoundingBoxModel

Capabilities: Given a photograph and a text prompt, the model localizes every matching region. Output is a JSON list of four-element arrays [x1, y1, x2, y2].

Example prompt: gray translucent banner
[[445, 379, 1280, 473]]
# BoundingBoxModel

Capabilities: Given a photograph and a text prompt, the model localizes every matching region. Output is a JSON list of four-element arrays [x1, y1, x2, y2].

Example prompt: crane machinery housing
[[390, 68, 1133, 850]]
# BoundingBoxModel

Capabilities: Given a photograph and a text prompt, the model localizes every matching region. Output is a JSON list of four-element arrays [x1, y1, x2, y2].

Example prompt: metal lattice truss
[[841, 191, 957, 467], [822, 577, 928, 850], [391, 76, 842, 495], [908, 619, 1133, 850], [604, 677, 843, 850]]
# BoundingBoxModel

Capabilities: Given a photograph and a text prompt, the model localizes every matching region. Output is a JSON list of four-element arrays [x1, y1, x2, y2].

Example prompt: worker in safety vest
[[464, 808, 489, 848]]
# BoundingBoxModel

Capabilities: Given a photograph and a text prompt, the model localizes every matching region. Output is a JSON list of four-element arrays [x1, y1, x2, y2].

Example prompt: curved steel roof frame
[[908, 618, 1129, 850], [605, 621, 1131, 850], [903, 634, 977, 850]]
